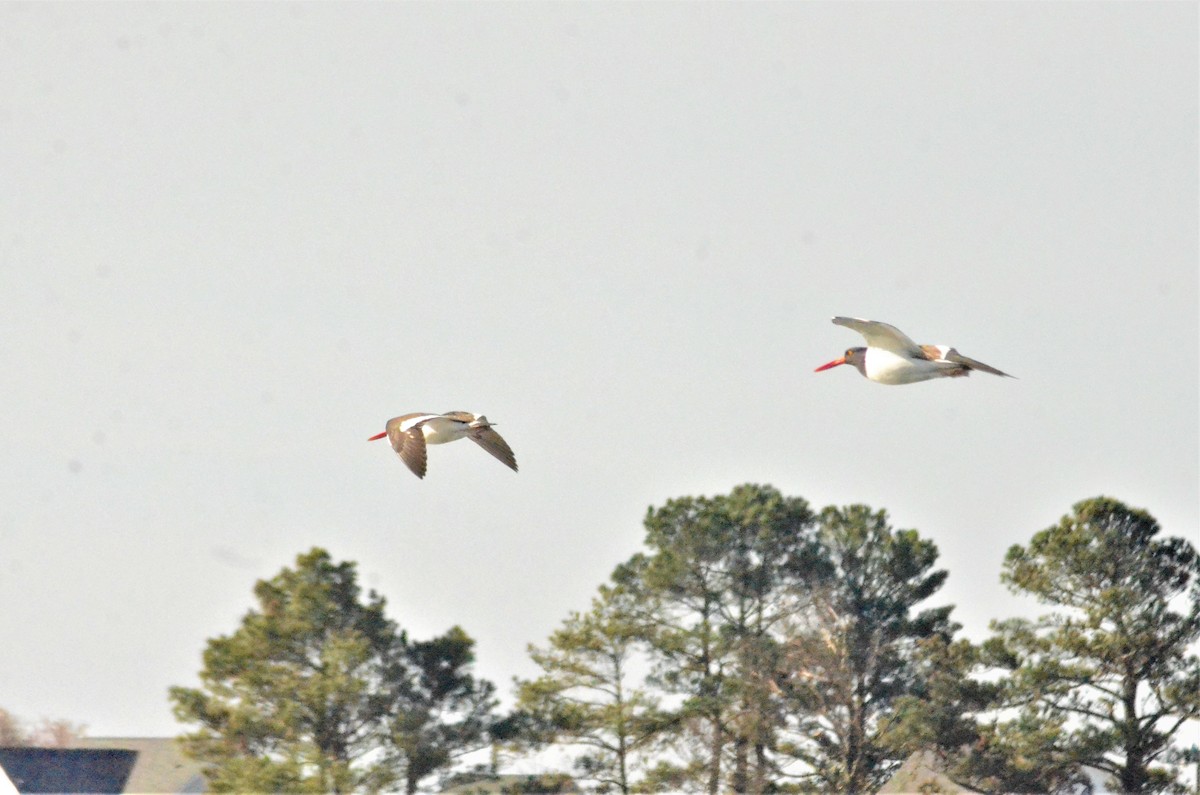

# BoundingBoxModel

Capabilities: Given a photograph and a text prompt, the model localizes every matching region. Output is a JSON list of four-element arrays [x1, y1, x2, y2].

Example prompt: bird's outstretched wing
[[832, 317, 923, 356], [469, 427, 518, 472], [388, 423, 429, 478], [943, 349, 1013, 378]]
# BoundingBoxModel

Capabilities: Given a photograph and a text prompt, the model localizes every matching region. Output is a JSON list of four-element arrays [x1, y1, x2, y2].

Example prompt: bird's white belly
[[419, 416, 468, 445], [864, 349, 945, 385]]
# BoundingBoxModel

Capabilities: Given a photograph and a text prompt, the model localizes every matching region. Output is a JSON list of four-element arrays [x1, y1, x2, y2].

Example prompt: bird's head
[[814, 347, 867, 375]]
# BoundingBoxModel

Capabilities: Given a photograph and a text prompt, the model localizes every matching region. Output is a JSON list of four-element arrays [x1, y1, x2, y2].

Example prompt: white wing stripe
[[398, 414, 441, 432]]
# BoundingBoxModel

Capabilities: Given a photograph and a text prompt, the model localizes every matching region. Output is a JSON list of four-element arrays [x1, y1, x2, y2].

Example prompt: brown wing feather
[[469, 427, 518, 472], [389, 425, 429, 478], [917, 345, 943, 362], [944, 349, 1013, 378]]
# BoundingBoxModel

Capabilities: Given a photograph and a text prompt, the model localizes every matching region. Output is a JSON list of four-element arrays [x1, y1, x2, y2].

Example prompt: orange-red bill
[[814, 357, 846, 372], [367, 431, 388, 441]]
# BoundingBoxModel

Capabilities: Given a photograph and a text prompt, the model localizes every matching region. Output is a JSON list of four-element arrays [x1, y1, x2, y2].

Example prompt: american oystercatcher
[[369, 411, 518, 478], [815, 317, 1012, 385]]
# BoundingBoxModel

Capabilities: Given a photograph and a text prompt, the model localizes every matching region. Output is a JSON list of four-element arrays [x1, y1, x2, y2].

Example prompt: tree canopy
[[615, 484, 819, 793], [170, 548, 496, 794], [778, 504, 955, 793], [510, 490, 1198, 793], [516, 583, 663, 794], [171, 493, 1199, 793], [986, 497, 1200, 794]]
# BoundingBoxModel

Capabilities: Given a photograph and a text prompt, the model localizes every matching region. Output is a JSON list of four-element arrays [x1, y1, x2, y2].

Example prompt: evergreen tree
[[516, 584, 662, 793], [614, 484, 818, 794], [170, 548, 497, 794], [880, 634, 991, 756], [776, 505, 954, 793], [882, 635, 1090, 794], [393, 626, 497, 795], [986, 497, 1200, 794]]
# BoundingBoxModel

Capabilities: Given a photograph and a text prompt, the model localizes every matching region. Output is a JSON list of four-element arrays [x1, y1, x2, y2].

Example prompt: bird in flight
[[369, 411, 518, 479], [815, 317, 1013, 385]]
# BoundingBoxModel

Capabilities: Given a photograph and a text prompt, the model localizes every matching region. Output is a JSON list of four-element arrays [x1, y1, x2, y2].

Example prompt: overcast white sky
[[1, 3, 1196, 741]]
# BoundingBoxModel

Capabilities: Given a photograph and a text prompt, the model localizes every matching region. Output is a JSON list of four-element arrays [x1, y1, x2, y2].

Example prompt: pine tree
[[393, 625, 497, 795], [881, 635, 1091, 794], [986, 497, 1200, 794], [776, 504, 955, 793], [516, 584, 662, 793], [614, 484, 819, 794], [170, 548, 497, 794]]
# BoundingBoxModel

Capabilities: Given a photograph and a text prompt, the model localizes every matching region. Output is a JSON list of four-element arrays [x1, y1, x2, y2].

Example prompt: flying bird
[[368, 411, 518, 479], [815, 317, 1013, 385]]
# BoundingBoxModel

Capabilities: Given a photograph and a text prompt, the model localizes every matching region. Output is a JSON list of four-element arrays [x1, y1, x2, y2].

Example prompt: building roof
[[69, 739, 206, 794], [0, 739, 206, 795], [440, 773, 579, 794], [878, 748, 1117, 794], [877, 749, 983, 794], [0, 747, 136, 794]]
